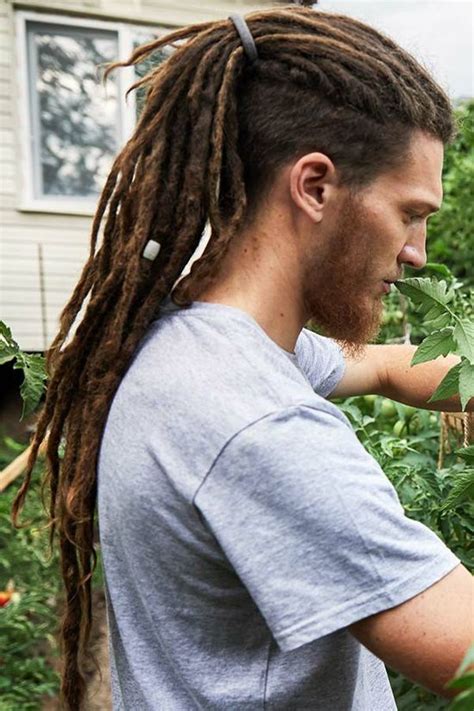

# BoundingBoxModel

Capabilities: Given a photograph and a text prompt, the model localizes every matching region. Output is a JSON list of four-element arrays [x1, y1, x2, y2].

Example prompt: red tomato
[[0, 592, 12, 607]]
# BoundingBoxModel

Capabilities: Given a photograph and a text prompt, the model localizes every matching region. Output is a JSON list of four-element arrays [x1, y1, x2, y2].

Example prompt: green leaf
[[339, 403, 363, 425], [445, 672, 474, 691], [411, 328, 457, 366], [13, 353, 47, 420], [455, 445, 474, 463], [423, 262, 454, 278], [428, 362, 462, 403], [423, 311, 452, 331], [459, 360, 474, 410], [0, 320, 19, 365], [0, 320, 15, 344], [446, 688, 474, 711], [439, 468, 474, 511], [445, 645, 474, 711], [0, 345, 18, 365], [394, 278, 454, 320], [455, 642, 474, 677], [454, 320, 474, 364]]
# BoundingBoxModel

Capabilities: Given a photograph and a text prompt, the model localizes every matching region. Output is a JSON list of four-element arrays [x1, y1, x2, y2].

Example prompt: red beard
[[302, 193, 385, 359]]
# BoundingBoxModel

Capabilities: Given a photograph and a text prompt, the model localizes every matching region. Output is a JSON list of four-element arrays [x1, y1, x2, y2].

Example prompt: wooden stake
[[0, 436, 48, 492]]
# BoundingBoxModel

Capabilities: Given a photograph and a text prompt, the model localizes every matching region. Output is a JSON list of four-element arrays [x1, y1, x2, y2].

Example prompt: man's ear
[[289, 152, 339, 224]]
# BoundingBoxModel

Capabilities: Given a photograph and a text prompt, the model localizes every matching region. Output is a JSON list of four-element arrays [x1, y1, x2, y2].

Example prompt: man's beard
[[302, 193, 384, 359]]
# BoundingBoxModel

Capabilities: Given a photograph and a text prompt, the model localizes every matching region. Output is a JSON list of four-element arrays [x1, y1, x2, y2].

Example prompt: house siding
[[0, 0, 281, 351]]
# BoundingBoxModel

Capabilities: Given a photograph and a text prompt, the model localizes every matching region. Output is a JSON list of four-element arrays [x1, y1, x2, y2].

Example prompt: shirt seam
[[192, 406, 303, 509], [191, 403, 350, 510], [297, 329, 346, 394], [263, 637, 272, 711]]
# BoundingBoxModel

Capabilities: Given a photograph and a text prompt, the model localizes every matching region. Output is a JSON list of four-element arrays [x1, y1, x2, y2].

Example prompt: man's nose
[[398, 242, 427, 270]]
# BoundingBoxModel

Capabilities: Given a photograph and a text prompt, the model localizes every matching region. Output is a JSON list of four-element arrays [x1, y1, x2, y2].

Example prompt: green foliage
[[410, 329, 457, 366], [0, 439, 61, 708], [431, 362, 464, 405], [424, 100, 474, 287], [394, 277, 474, 409], [339, 270, 474, 707], [0, 431, 105, 709], [337, 393, 473, 709], [392, 274, 474, 523], [0, 322, 106, 708], [394, 278, 455, 330], [380, 269, 473, 353], [0, 322, 47, 420], [444, 643, 474, 710]]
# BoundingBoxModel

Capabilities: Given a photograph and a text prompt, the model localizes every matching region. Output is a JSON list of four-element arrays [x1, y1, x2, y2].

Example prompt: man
[[97, 61, 472, 711], [16, 5, 473, 710]]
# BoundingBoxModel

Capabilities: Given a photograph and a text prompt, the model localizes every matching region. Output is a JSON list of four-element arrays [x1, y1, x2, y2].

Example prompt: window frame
[[15, 11, 166, 216]]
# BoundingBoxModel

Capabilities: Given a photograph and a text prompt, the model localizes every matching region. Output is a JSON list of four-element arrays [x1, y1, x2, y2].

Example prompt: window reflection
[[29, 24, 119, 198], [133, 33, 168, 120]]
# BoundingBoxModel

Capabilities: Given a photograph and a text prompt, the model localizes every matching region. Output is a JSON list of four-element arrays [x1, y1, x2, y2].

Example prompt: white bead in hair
[[142, 239, 161, 261]]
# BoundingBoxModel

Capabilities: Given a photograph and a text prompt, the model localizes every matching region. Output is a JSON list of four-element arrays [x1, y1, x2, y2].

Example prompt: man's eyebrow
[[406, 200, 442, 215]]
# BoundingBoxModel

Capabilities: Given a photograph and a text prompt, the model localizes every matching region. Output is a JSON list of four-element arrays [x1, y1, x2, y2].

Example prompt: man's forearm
[[378, 345, 473, 412]]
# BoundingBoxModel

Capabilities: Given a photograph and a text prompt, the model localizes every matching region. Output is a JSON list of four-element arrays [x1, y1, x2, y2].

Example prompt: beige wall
[[10, 0, 282, 26], [0, 0, 281, 351]]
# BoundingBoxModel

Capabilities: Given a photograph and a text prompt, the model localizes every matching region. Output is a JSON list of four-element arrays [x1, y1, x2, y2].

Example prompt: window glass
[[27, 22, 119, 199], [133, 31, 169, 120]]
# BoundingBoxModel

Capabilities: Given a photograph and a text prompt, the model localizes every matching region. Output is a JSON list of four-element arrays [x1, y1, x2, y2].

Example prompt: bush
[[0, 438, 61, 709], [426, 100, 474, 287]]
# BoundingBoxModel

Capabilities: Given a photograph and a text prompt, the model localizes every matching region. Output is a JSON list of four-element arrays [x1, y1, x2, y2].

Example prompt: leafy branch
[[0, 322, 47, 420], [395, 278, 474, 410], [393, 279, 474, 707]]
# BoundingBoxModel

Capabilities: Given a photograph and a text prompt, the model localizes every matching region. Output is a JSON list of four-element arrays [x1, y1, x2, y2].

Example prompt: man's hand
[[328, 344, 472, 412]]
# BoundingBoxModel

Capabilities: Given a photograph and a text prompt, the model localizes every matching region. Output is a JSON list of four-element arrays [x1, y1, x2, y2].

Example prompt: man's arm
[[328, 344, 472, 412], [348, 563, 474, 700]]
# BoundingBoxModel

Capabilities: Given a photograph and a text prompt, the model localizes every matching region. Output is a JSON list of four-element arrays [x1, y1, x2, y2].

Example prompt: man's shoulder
[[214, 401, 353, 469], [295, 328, 346, 397]]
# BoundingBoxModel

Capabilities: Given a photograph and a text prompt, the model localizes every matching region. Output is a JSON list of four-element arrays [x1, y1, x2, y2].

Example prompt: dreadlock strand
[[103, 78, 217, 341], [106, 60, 202, 262], [47, 160, 122, 362], [162, 56, 246, 305], [206, 48, 245, 232], [123, 26, 229, 142], [102, 19, 217, 85], [33, 269, 131, 469], [59, 533, 86, 706]]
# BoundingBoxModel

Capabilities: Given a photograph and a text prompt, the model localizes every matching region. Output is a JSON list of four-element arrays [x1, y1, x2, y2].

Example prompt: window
[[17, 13, 170, 214], [27, 23, 119, 200]]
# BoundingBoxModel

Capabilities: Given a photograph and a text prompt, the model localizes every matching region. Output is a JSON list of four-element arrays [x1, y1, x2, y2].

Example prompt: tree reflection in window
[[133, 32, 169, 120], [29, 24, 119, 198]]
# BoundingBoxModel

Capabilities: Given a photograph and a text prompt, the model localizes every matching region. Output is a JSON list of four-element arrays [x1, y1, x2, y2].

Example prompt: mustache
[[385, 271, 404, 282]]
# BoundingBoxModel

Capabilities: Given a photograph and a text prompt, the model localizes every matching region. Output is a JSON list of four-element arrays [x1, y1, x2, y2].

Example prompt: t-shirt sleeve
[[294, 328, 346, 397], [192, 404, 461, 653]]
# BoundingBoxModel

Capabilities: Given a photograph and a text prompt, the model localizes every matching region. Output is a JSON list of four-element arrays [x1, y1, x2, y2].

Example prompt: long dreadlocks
[[12, 5, 456, 709]]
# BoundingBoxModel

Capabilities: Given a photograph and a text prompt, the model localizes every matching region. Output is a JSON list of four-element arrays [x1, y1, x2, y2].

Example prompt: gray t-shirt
[[97, 299, 460, 710]]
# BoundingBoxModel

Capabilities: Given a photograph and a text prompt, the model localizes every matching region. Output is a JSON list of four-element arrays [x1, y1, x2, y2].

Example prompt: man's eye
[[406, 212, 423, 222]]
